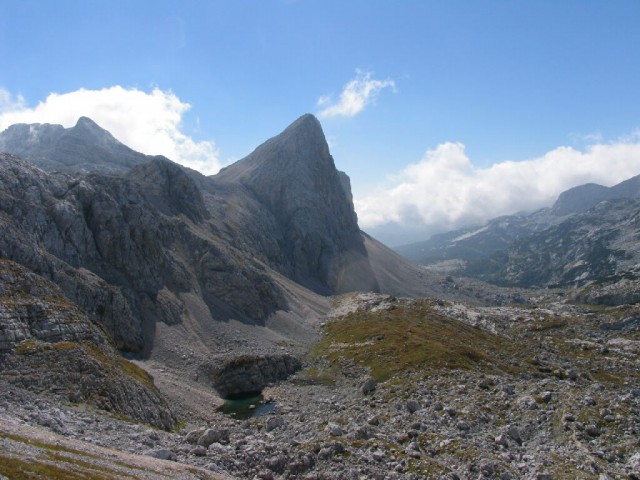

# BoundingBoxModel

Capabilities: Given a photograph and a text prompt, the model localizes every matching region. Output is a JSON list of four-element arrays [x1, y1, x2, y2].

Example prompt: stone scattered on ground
[[1, 292, 639, 479]]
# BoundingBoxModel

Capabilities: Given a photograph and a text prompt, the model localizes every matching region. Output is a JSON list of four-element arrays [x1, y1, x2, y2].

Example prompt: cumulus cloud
[[0, 86, 222, 175], [318, 70, 395, 118], [356, 138, 640, 236]]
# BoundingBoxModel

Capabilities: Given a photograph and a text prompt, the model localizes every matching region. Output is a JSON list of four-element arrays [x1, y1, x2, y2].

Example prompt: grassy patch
[[14, 339, 40, 353], [0, 431, 166, 479], [82, 342, 156, 391], [0, 431, 100, 457], [313, 300, 527, 383], [0, 454, 114, 480]]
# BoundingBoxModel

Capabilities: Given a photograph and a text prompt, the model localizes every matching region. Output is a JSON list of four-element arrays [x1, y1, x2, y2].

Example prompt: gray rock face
[[0, 117, 149, 174], [0, 258, 105, 352], [216, 114, 376, 294], [202, 354, 301, 398], [0, 152, 287, 352], [0, 259, 176, 429]]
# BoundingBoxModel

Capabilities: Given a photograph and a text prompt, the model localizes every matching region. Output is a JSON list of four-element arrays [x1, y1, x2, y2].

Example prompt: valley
[[0, 115, 639, 479]]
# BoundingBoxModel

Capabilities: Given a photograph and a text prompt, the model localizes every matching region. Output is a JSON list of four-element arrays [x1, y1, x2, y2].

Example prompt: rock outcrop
[[202, 354, 302, 398], [0, 258, 176, 429], [0, 152, 287, 353]]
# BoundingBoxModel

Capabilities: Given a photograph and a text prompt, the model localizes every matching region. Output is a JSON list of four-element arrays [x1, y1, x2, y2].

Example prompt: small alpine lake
[[216, 391, 276, 420]]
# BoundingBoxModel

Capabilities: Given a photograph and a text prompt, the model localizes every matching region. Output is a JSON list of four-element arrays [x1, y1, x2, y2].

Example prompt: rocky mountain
[[396, 174, 640, 289], [0, 114, 460, 426], [0, 116, 149, 173], [1, 115, 639, 479], [466, 197, 640, 288], [215, 114, 377, 294], [551, 174, 640, 215], [0, 258, 175, 429]]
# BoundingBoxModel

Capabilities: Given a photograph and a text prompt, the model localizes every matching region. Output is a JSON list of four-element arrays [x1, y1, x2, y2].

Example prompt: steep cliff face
[[0, 153, 287, 354], [215, 114, 377, 294], [0, 259, 176, 429]]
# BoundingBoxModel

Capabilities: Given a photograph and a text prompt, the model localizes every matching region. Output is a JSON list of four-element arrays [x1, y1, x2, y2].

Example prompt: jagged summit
[[0, 116, 148, 174], [215, 113, 367, 293], [216, 113, 330, 183]]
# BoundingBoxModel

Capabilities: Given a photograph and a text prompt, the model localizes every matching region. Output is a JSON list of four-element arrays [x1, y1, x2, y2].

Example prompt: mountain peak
[[214, 114, 364, 292], [216, 114, 331, 183], [76, 116, 99, 126], [73, 116, 105, 133], [281, 113, 322, 136], [0, 117, 148, 174]]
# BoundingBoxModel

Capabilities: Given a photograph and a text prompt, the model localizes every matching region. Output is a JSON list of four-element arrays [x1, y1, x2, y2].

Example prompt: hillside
[[396, 174, 640, 292]]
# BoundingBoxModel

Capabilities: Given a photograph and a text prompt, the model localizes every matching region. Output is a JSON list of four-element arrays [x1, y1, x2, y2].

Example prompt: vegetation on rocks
[[311, 299, 526, 383]]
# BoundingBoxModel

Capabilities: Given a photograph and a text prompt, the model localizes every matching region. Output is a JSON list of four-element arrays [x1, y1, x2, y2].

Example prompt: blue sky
[[2, 1, 640, 244]]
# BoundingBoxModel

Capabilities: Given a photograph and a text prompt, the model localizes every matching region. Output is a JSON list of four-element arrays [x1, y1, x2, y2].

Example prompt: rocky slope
[[0, 116, 149, 174], [465, 198, 640, 288], [0, 258, 176, 429], [1, 292, 638, 479], [397, 174, 640, 292]]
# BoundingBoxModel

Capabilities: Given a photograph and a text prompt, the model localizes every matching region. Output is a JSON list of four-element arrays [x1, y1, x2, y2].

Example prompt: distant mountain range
[[396, 173, 640, 288]]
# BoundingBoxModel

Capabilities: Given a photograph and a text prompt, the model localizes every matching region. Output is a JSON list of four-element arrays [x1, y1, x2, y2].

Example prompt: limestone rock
[[215, 114, 376, 294], [0, 259, 176, 429], [203, 354, 301, 398], [198, 428, 229, 447], [0, 117, 149, 174]]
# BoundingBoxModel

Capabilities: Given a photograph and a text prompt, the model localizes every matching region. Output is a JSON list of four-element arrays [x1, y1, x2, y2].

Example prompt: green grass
[[0, 454, 115, 480], [0, 432, 135, 480], [312, 300, 527, 383]]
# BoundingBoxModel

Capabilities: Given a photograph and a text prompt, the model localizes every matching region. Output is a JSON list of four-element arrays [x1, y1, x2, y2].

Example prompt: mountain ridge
[[0, 116, 149, 173], [395, 173, 640, 290], [396, 173, 640, 265], [0, 114, 470, 423]]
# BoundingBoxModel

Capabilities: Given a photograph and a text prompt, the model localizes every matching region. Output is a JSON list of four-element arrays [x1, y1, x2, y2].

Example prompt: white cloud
[[318, 70, 395, 118], [0, 86, 222, 175], [356, 138, 640, 236]]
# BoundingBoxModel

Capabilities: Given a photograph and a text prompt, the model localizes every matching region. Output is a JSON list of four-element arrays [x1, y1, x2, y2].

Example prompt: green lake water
[[216, 392, 276, 420]]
